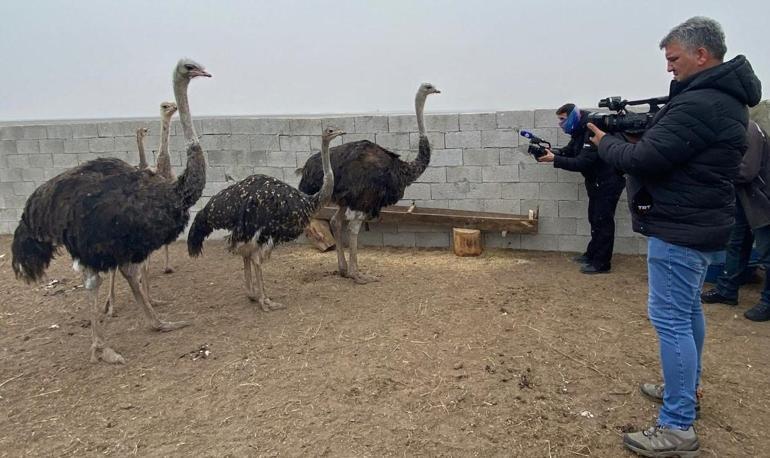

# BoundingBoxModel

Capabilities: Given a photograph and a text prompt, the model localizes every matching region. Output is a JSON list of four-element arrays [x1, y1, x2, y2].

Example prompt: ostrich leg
[[347, 213, 378, 284], [243, 255, 257, 300], [119, 263, 189, 332], [85, 269, 125, 364], [163, 245, 174, 273], [251, 257, 285, 312], [105, 269, 117, 317], [330, 206, 349, 276], [140, 257, 168, 306]]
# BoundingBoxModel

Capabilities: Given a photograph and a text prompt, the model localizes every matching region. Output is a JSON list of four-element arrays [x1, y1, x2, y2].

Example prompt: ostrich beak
[[433, 89, 441, 94], [191, 69, 212, 78]]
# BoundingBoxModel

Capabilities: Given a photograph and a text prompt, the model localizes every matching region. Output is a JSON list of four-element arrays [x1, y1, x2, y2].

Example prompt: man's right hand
[[537, 149, 555, 163]]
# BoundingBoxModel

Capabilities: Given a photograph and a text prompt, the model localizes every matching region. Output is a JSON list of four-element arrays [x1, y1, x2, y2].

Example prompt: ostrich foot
[[256, 297, 285, 312], [163, 267, 175, 274], [152, 320, 190, 332], [104, 299, 116, 318], [90, 345, 126, 364], [347, 271, 379, 285]]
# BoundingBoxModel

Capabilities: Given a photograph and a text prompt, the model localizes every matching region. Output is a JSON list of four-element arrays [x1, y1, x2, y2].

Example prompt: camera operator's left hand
[[537, 149, 555, 163], [586, 123, 606, 146]]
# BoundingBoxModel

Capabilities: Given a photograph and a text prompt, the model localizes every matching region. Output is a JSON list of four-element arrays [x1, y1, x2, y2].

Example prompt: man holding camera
[[537, 104, 625, 274], [587, 17, 761, 457]]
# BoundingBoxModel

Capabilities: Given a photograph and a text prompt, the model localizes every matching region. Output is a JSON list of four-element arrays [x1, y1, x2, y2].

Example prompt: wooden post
[[305, 218, 336, 252], [452, 228, 482, 257]]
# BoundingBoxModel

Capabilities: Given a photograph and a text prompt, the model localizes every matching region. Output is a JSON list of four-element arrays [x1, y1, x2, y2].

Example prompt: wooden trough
[[312, 204, 539, 233]]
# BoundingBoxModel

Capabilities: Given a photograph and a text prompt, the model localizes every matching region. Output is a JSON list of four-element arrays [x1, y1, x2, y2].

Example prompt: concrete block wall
[[0, 111, 646, 254]]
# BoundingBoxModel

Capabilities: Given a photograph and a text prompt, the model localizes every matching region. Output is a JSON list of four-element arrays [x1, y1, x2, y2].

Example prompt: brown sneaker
[[624, 425, 700, 457]]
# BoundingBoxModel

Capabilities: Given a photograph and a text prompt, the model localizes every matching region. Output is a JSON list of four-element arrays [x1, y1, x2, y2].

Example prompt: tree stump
[[305, 218, 336, 252], [452, 228, 482, 257]]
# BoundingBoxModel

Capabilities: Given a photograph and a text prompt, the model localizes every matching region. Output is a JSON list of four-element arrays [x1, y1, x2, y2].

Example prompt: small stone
[[453, 362, 464, 370]]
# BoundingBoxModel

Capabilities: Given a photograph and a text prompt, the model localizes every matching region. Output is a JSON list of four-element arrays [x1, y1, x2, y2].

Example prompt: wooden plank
[[313, 205, 538, 234]]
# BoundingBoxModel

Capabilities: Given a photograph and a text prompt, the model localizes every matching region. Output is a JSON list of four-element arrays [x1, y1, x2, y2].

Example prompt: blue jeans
[[716, 198, 770, 305], [647, 237, 719, 429]]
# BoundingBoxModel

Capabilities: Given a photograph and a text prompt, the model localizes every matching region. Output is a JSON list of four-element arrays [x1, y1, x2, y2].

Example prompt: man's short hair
[[556, 103, 576, 115], [659, 16, 726, 61]]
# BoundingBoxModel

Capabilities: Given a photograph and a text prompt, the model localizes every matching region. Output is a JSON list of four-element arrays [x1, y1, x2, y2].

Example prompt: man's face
[[557, 113, 568, 124], [665, 41, 706, 81]]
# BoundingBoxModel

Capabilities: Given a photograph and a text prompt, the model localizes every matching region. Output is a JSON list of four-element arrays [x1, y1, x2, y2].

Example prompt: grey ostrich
[[105, 102, 178, 315], [188, 127, 344, 309], [11, 58, 211, 364], [297, 83, 440, 284]]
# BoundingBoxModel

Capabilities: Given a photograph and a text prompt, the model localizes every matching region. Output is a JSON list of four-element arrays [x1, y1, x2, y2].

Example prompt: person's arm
[[737, 122, 765, 184], [553, 148, 597, 172], [591, 98, 717, 177]]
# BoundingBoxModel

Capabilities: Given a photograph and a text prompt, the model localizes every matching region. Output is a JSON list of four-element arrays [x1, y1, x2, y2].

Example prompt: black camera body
[[586, 96, 668, 135], [519, 130, 550, 159]]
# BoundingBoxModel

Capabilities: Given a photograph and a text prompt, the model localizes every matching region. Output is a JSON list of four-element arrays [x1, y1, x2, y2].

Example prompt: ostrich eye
[[185, 64, 195, 70]]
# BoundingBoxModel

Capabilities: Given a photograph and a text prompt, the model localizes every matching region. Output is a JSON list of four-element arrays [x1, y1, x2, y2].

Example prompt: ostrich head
[[160, 101, 178, 118], [417, 83, 441, 99], [136, 127, 150, 138], [175, 59, 212, 80], [321, 127, 345, 143]]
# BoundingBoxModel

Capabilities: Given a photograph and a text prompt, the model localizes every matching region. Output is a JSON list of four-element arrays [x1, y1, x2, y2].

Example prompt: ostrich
[[11, 58, 211, 364], [105, 102, 178, 315], [187, 127, 345, 309], [297, 83, 440, 284]]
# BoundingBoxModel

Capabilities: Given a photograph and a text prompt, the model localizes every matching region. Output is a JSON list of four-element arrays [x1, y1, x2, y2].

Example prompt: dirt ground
[[0, 235, 768, 457]]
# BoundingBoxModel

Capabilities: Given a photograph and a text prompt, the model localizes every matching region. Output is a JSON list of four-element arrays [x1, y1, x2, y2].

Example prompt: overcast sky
[[1, 0, 767, 121]]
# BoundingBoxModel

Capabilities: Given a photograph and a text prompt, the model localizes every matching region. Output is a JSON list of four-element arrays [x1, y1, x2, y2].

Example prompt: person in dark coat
[[701, 118, 770, 322], [586, 16, 762, 457], [537, 104, 625, 274]]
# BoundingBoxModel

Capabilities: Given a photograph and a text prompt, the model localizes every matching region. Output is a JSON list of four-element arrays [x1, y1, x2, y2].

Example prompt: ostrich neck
[[311, 139, 335, 212], [159, 116, 172, 158], [136, 133, 148, 169], [415, 94, 428, 136], [174, 77, 197, 142]]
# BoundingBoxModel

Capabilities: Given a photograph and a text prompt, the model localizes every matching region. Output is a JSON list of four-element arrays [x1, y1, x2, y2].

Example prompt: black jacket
[[736, 121, 770, 229], [598, 55, 762, 251], [553, 110, 623, 189]]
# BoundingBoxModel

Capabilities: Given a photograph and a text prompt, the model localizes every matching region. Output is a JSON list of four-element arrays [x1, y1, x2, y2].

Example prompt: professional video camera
[[586, 95, 668, 135], [519, 130, 551, 159]]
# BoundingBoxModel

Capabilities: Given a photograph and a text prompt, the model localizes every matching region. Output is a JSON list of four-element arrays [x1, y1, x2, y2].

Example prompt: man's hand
[[586, 123, 606, 146], [537, 149, 555, 163]]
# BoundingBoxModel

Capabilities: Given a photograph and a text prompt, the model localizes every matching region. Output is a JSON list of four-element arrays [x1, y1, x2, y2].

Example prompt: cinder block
[[206, 150, 236, 166], [22, 126, 48, 139], [253, 167, 284, 179], [557, 168, 584, 183], [482, 165, 519, 182], [229, 134, 250, 152], [16, 140, 39, 154], [500, 148, 531, 165], [0, 168, 23, 182], [445, 131, 481, 148], [558, 235, 591, 253], [249, 134, 280, 151], [341, 133, 375, 143], [520, 199, 558, 217], [12, 182, 36, 196], [445, 199, 483, 211], [237, 150, 268, 166], [89, 137, 115, 153], [206, 166, 226, 182], [231, 118, 258, 134], [279, 135, 311, 151], [0, 208, 19, 221], [497, 110, 534, 129], [354, 116, 388, 133], [576, 218, 590, 235], [431, 182, 469, 200], [28, 154, 53, 168], [519, 163, 558, 183], [459, 113, 496, 131], [96, 122, 120, 138], [6, 155, 30, 168], [201, 134, 232, 151], [267, 151, 297, 167], [115, 136, 139, 152], [540, 182, 578, 200], [72, 123, 98, 138], [537, 217, 577, 235], [309, 134, 343, 151], [403, 183, 431, 200], [501, 182, 539, 200], [483, 199, 521, 214], [409, 132, 445, 149], [414, 166, 446, 183], [429, 149, 463, 166], [383, 232, 416, 247], [253, 118, 291, 134], [375, 132, 410, 150], [76, 153, 99, 163], [201, 118, 232, 135], [415, 232, 450, 248], [21, 168, 45, 182], [526, 127, 558, 145], [321, 117, 356, 133], [521, 234, 560, 251], [462, 148, 499, 166], [358, 230, 383, 247], [535, 109, 559, 127], [0, 140, 17, 155], [558, 200, 588, 218], [52, 154, 78, 168], [614, 236, 641, 254], [0, 126, 23, 140], [425, 114, 459, 132], [3, 194, 28, 208], [556, 129, 571, 147], [447, 166, 482, 183], [615, 218, 635, 237], [481, 130, 518, 148], [484, 233, 521, 249], [388, 114, 417, 132], [289, 118, 322, 135]]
